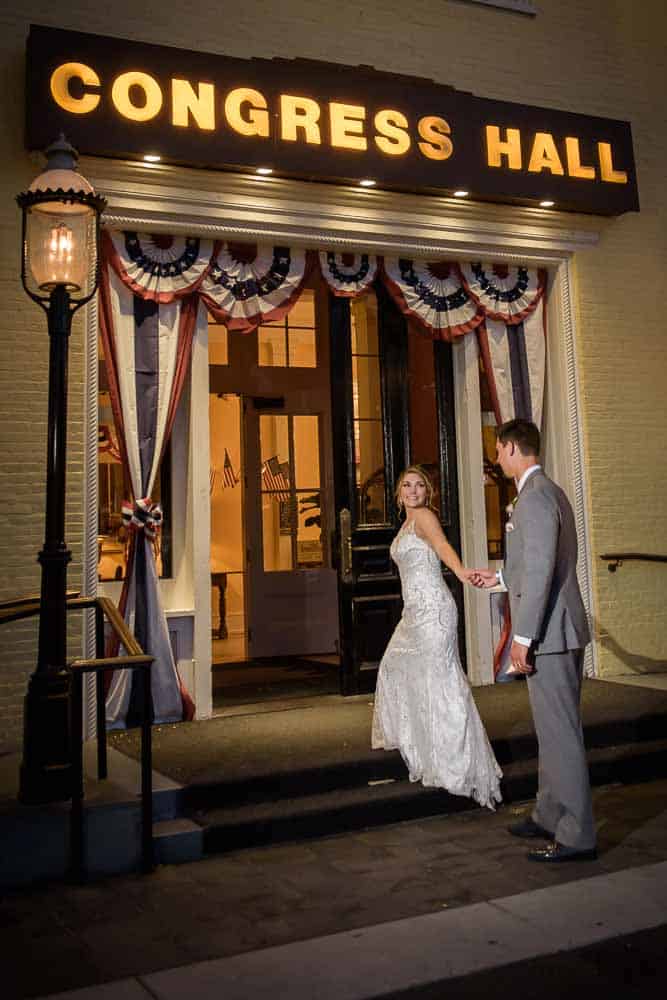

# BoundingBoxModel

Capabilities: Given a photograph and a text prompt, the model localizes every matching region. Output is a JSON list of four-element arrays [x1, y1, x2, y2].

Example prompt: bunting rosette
[[200, 243, 308, 332], [121, 498, 163, 541], [105, 231, 214, 302], [319, 251, 378, 297], [382, 258, 485, 338], [460, 262, 546, 325]]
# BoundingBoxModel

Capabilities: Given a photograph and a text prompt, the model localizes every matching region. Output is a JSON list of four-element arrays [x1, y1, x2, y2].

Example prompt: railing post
[[69, 669, 84, 882], [94, 603, 108, 780], [140, 663, 154, 873]]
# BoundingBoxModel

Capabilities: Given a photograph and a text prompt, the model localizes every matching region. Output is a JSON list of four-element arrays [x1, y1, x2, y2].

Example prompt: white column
[[188, 305, 213, 717]]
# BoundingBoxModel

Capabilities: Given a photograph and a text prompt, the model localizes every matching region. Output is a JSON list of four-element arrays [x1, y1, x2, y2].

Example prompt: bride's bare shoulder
[[412, 507, 440, 535]]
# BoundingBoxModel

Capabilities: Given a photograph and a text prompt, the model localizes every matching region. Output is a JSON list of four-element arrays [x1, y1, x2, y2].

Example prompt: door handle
[[339, 507, 353, 583]]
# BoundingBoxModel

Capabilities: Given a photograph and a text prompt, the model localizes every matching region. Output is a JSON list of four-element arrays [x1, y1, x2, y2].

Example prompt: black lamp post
[[17, 136, 106, 804]]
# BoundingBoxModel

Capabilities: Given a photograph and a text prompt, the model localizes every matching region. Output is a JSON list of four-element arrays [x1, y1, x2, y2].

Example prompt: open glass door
[[245, 401, 339, 658]]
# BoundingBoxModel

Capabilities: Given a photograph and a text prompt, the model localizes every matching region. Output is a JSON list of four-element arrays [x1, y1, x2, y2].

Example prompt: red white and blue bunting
[[460, 262, 546, 325], [106, 231, 214, 303], [319, 251, 379, 297], [382, 259, 485, 338], [200, 243, 309, 333]]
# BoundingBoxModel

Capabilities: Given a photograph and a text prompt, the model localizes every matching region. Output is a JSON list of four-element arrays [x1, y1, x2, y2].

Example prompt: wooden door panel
[[331, 284, 464, 694]]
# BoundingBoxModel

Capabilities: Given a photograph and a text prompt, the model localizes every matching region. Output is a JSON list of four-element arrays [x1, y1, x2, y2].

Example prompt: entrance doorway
[[208, 280, 340, 707]]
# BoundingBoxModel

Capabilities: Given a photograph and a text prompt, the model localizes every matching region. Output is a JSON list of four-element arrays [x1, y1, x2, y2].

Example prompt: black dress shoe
[[508, 817, 554, 840], [527, 842, 598, 863]]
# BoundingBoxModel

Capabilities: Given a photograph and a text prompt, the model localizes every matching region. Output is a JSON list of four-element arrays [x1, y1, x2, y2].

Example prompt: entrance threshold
[[212, 653, 341, 713]]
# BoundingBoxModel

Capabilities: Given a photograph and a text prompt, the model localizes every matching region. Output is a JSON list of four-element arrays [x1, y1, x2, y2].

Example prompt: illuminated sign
[[25, 25, 639, 215]]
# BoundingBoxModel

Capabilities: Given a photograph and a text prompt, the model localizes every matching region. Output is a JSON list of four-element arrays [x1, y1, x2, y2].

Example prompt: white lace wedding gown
[[372, 519, 503, 810]]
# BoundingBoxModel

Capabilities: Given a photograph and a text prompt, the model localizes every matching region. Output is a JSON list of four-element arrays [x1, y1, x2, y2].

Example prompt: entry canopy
[[26, 24, 638, 216]]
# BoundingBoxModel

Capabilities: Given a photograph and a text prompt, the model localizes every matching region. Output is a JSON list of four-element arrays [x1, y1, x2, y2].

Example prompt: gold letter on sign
[[527, 132, 565, 175], [225, 88, 270, 137], [172, 79, 215, 130], [485, 126, 522, 170], [417, 116, 453, 161], [598, 142, 628, 183], [329, 103, 367, 151], [50, 63, 101, 114], [280, 95, 322, 144], [374, 109, 411, 155], [565, 137, 596, 179], [112, 71, 163, 122]]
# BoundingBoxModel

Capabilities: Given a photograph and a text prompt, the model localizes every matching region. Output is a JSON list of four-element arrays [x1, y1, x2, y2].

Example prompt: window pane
[[294, 415, 320, 489], [478, 359, 516, 560], [258, 326, 287, 367], [262, 496, 293, 571], [351, 293, 379, 354], [297, 491, 323, 567], [407, 321, 440, 511], [260, 414, 289, 469], [289, 288, 316, 328], [288, 327, 317, 367], [355, 420, 386, 524], [208, 318, 229, 365], [352, 356, 382, 419]]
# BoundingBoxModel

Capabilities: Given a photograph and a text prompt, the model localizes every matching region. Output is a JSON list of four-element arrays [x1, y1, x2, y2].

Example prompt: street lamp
[[17, 135, 106, 804]]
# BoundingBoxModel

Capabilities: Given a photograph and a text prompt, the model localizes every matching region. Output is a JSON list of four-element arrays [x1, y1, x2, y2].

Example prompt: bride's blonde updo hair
[[395, 465, 438, 513]]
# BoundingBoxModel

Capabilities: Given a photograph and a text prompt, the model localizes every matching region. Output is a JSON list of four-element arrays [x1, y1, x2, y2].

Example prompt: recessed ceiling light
[[143, 154, 161, 163], [453, 189, 469, 198], [540, 200, 555, 208], [359, 178, 376, 187], [256, 166, 273, 175]]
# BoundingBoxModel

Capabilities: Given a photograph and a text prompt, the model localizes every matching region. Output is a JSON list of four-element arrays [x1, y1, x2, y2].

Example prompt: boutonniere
[[506, 496, 519, 518], [505, 495, 518, 532]]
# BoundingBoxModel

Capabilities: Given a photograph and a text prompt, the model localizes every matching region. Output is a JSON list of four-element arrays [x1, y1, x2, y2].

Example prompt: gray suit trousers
[[527, 650, 596, 850]]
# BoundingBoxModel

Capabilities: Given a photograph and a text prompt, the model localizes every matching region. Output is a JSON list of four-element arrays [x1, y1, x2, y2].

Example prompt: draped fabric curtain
[[99, 232, 548, 715], [100, 232, 204, 727]]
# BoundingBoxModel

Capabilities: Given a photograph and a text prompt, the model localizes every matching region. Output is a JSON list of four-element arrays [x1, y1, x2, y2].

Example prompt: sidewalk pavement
[[4, 776, 667, 999]]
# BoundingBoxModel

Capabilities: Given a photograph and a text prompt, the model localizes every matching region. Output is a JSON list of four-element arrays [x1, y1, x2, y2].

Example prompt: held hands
[[466, 568, 498, 589], [460, 568, 496, 588]]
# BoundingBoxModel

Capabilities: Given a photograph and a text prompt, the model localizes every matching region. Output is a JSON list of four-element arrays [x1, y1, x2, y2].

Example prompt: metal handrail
[[600, 553, 667, 572], [0, 592, 154, 879]]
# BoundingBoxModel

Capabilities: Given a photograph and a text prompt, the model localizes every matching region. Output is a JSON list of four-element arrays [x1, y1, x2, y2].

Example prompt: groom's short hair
[[497, 419, 540, 456]]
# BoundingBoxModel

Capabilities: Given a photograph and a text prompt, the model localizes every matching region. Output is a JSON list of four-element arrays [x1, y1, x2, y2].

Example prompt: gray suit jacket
[[503, 470, 590, 655]]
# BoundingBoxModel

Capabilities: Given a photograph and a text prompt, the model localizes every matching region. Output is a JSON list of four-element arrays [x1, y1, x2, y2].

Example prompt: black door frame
[[331, 282, 464, 694]]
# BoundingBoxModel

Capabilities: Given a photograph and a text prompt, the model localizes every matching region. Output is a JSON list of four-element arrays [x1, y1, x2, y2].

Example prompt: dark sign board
[[25, 25, 639, 216]]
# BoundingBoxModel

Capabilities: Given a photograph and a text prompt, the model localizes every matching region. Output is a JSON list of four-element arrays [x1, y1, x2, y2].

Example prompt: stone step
[[192, 738, 667, 855], [153, 818, 204, 865]]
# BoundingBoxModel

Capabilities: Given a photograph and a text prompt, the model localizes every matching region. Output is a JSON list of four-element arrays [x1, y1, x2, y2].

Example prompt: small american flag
[[262, 455, 290, 501], [222, 448, 239, 488]]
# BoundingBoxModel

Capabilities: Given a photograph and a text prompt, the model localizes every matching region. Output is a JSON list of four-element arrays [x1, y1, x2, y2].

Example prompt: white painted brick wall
[[1, 0, 665, 747]]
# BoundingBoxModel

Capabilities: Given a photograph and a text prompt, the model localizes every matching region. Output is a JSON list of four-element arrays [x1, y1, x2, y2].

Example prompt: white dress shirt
[[498, 464, 541, 647]]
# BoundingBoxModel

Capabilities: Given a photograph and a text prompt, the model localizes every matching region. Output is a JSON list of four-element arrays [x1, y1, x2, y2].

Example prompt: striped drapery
[[100, 232, 198, 728], [463, 263, 547, 428]]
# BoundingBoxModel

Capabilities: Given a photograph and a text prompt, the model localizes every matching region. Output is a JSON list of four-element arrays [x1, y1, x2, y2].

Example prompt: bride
[[372, 465, 502, 810]]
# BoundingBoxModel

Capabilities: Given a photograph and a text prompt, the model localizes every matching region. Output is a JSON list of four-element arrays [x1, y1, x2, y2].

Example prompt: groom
[[476, 419, 596, 862]]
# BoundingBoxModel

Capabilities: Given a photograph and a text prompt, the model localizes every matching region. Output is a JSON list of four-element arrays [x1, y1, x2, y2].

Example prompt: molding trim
[[558, 260, 597, 677], [83, 298, 100, 737], [87, 159, 601, 262]]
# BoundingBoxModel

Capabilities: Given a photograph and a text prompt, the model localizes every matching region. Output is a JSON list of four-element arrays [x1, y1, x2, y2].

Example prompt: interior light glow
[[359, 178, 376, 187], [453, 189, 469, 197], [256, 166, 273, 175], [143, 154, 161, 162], [540, 199, 555, 207]]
